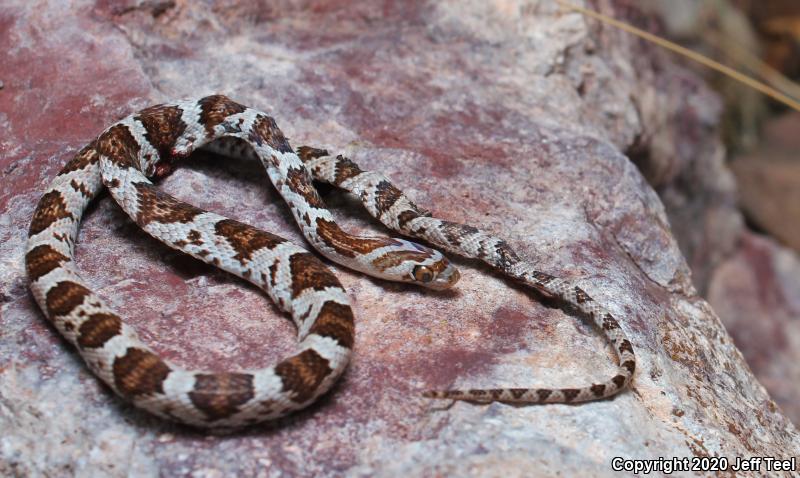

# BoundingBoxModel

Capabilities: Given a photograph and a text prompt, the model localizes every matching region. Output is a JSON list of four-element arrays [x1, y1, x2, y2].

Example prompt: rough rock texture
[[708, 232, 800, 425], [2, 1, 799, 476], [618, 15, 743, 296], [624, 8, 800, 428], [716, 113, 800, 426]]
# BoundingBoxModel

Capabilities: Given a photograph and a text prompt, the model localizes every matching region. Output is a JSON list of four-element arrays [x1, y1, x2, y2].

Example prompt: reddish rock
[[623, 6, 800, 421], [731, 113, 800, 253], [708, 232, 800, 424], [2, 1, 798, 476], [621, 5, 800, 427]]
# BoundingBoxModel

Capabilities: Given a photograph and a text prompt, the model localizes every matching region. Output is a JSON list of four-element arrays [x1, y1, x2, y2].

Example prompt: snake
[[25, 95, 635, 429]]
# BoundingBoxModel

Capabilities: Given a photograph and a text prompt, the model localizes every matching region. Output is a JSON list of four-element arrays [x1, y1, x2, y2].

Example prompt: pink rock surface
[[2, 1, 798, 476], [709, 232, 800, 425], [731, 113, 800, 253], [627, 10, 800, 429], [607, 4, 800, 429]]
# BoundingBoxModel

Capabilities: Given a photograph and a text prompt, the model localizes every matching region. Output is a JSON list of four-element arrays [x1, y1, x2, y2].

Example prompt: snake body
[[26, 95, 635, 429]]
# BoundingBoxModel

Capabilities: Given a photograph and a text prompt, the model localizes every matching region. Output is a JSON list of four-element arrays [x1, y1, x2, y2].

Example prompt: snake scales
[[26, 95, 635, 429]]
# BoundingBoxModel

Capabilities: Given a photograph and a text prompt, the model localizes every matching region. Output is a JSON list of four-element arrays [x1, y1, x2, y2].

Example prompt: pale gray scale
[[27, 219, 76, 260], [52, 165, 105, 212], [125, 116, 160, 173], [221, 109, 261, 142], [99, 149, 143, 214], [339, 171, 388, 218], [302, 155, 337, 183], [248, 242, 299, 313], [383, 195, 419, 230], [397, 217, 466, 256], [173, 100, 206, 156], [457, 232, 501, 262]]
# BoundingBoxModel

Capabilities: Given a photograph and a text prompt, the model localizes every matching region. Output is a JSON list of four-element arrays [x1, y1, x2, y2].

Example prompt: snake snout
[[427, 263, 460, 290]]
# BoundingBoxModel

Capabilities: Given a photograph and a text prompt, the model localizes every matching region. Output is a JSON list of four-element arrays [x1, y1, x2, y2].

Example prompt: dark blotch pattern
[[189, 373, 256, 421], [509, 389, 527, 399], [97, 124, 141, 169], [621, 360, 636, 374], [439, 221, 479, 247], [288, 252, 340, 298], [494, 241, 520, 269], [29, 191, 74, 236], [295, 146, 329, 163], [333, 156, 364, 185], [215, 219, 285, 264], [70, 179, 92, 198], [397, 210, 421, 229], [174, 229, 204, 248], [602, 314, 620, 330], [113, 348, 171, 397], [285, 167, 326, 209], [308, 301, 355, 349], [611, 375, 627, 389], [574, 287, 592, 304], [133, 182, 204, 226], [590, 384, 607, 396], [618, 339, 634, 354], [268, 262, 279, 288], [397, 202, 432, 229], [135, 105, 186, 159], [248, 114, 292, 153], [274, 349, 332, 403], [198, 95, 247, 136], [562, 388, 580, 402], [77, 313, 122, 349], [26, 244, 70, 281], [531, 271, 555, 285], [58, 141, 100, 175], [373, 180, 403, 215], [536, 389, 553, 401], [45, 281, 90, 318]]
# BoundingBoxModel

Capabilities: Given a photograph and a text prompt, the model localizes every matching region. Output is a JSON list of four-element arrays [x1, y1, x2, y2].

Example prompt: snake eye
[[412, 265, 434, 283]]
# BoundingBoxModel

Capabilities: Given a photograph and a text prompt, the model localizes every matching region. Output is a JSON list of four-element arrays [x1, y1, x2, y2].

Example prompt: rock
[[2, 1, 798, 476], [708, 232, 800, 425], [731, 113, 800, 253], [620, 25, 743, 296], [629, 6, 800, 433], [627, 22, 800, 441]]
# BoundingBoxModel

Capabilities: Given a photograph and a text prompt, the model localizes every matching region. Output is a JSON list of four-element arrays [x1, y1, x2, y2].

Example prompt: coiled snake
[[26, 95, 635, 429]]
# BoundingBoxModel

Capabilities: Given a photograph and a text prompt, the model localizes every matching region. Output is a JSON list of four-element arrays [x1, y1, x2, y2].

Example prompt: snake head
[[373, 239, 459, 290], [410, 261, 460, 290]]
